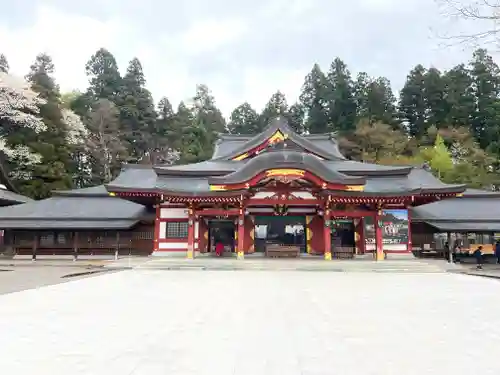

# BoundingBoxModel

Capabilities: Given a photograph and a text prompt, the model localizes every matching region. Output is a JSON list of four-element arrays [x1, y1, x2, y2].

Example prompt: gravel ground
[[0, 266, 114, 295], [1, 270, 499, 374]]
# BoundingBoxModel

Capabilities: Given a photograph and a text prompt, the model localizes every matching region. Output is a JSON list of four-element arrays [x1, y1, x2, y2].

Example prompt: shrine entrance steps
[[115, 257, 449, 273]]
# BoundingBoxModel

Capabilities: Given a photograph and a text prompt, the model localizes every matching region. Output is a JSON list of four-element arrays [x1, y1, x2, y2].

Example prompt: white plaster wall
[[159, 222, 166, 239], [158, 242, 188, 250], [160, 208, 188, 219]]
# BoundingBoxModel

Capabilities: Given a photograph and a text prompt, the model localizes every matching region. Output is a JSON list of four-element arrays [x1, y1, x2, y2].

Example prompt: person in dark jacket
[[495, 241, 500, 264], [473, 246, 483, 270]]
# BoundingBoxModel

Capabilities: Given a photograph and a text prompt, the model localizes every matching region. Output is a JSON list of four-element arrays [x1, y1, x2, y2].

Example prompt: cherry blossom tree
[[0, 72, 46, 179]]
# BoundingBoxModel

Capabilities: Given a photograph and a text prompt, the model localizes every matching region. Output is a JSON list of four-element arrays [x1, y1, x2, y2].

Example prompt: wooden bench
[[265, 244, 300, 258], [332, 247, 355, 259]]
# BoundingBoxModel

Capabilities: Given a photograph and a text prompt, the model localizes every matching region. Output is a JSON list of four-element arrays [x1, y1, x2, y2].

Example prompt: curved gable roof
[[208, 150, 364, 186], [213, 117, 346, 160]]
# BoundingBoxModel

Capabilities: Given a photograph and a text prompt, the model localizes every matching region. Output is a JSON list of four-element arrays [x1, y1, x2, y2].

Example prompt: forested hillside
[[1, 48, 499, 198]]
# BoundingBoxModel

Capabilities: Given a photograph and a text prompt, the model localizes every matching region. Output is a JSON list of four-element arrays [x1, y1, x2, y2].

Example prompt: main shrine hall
[[105, 118, 465, 261]]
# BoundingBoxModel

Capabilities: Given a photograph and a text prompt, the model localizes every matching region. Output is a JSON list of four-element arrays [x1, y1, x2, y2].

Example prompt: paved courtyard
[[0, 270, 499, 375]]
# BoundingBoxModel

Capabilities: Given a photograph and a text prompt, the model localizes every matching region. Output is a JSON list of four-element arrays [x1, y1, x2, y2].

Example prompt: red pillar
[[237, 208, 245, 259], [324, 209, 332, 260], [153, 204, 160, 253], [375, 209, 384, 261], [187, 207, 195, 259], [358, 217, 366, 254], [407, 206, 413, 253]]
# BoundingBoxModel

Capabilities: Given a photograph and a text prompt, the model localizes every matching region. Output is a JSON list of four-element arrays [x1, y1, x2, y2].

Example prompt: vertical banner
[[365, 209, 409, 251]]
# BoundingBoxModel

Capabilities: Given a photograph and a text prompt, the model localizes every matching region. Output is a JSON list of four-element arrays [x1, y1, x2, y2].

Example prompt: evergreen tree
[[192, 84, 226, 134], [155, 96, 177, 149], [152, 96, 180, 164], [443, 64, 475, 127], [85, 48, 122, 103], [176, 101, 210, 163], [354, 73, 398, 128], [469, 48, 500, 151], [423, 67, 448, 128], [325, 58, 357, 134], [25, 53, 73, 197], [227, 102, 260, 134], [118, 57, 157, 161], [286, 102, 305, 134], [399, 65, 427, 137], [0, 54, 9, 73], [300, 64, 330, 134], [259, 91, 288, 129]]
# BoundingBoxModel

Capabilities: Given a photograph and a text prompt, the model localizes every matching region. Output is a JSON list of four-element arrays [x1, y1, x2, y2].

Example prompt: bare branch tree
[[437, 0, 500, 46]]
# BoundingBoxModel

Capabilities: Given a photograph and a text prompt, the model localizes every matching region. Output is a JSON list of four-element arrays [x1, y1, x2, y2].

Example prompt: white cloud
[[0, 5, 124, 93], [172, 18, 249, 55], [0, 0, 493, 120]]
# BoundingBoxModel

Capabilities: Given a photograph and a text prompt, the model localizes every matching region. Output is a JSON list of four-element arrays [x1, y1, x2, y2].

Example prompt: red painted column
[[358, 217, 366, 254], [375, 209, 384, 261], [187, 207, 195, 259], [237, 208, 245, 260], [406, 206, 413, 253], [153, 204, 160, 253], [324, 209, 332, 260]]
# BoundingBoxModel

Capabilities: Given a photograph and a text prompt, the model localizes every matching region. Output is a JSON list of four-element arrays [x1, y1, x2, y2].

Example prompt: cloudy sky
[[0, 0, 491, 116]]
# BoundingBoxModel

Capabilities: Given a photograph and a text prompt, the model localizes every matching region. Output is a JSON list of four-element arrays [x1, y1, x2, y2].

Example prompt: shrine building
[[109, 118, 465, 260], [0, 118, 472, 260]]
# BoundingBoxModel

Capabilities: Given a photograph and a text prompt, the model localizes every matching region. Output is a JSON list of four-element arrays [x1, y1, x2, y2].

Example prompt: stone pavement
[[1, 270, 500, 374], [114, 256, 453, 273]]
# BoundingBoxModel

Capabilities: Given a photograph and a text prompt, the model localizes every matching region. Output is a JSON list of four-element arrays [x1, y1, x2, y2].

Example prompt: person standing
[[473, 246, 484, 270], [495, 240, 500, 265], [215, 239, 224, 257]]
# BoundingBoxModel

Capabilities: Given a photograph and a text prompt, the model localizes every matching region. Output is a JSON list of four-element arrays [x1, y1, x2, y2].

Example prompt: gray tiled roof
[[106, 165, 157, 191], [212, 118, 346, 160], [209, 150, 365, 185], [422, 221, 500, 232], [0, 219, 139, 229], [411, 196, 500, 222], [0, 193, 148, 229], [0, 188, 32, 204], [105, 157, 464, 196]]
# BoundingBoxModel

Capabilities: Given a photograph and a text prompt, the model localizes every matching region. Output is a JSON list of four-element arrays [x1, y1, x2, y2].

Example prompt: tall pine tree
[[325, 58, 357, 134], [227, 102, 260, 134], [354, 73, 398, 128], [399, 65, 427, 137], [443, 64, 475, 127], [469, 48, 500, 152], [25, 53, 73, 197], [85, 48, 122, 102], [300, 64, 330, 134], [423, 67, 448, 129], [118, 57, 157, 161], [259, 91, 288, 129]]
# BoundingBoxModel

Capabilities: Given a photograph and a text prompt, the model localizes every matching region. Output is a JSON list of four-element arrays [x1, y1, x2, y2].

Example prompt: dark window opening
[[165, 221, 189, 239]]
